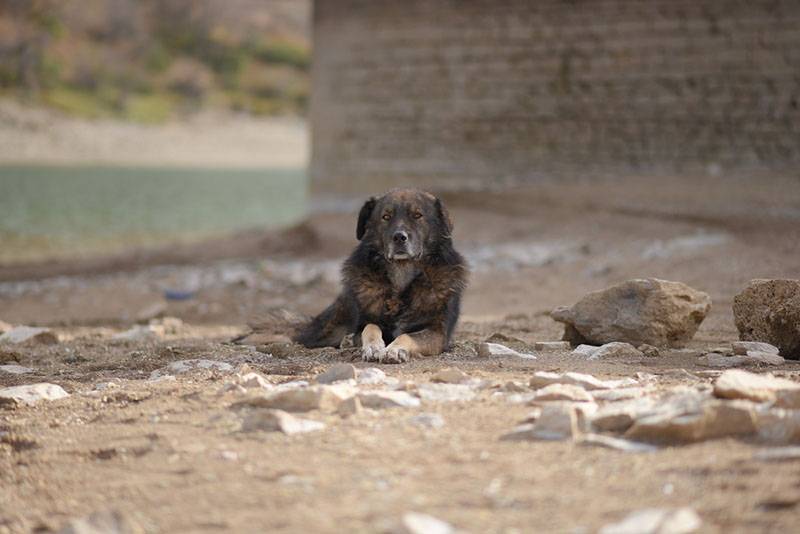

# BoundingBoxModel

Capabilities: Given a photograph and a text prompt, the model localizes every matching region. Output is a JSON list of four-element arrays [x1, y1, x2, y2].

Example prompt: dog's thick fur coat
[[294, 189, 467, 363]]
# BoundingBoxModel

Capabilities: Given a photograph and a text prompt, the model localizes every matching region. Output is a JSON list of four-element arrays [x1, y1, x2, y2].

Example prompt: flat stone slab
[[0, 383, 69, 406], [0, 364, 34, 375]]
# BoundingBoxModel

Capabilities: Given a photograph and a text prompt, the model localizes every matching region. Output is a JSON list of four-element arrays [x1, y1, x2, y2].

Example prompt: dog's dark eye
[[382, 213, 391, 221], [412, 212, 423, 219]]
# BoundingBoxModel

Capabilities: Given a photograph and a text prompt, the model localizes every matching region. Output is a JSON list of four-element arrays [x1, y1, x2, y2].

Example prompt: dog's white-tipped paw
[[381, 347, 410, 364], [361, 341, 386, 362]]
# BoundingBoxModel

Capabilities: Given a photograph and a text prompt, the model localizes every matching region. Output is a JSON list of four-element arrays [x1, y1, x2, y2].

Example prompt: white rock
[[0, 326, 57, 345], [336, 396, 363, 417], [430, 368, 470, 384], [236, 384, 353, 413], [58, 510, 139, 534], [756, 408, 800, 444], [241, 409, 325, 434], [417, 383, 477, 402], [698, 353, 750, 368], [592, 387, 651, 402], [0, 383, 69, 406], [408, 413, 445, 428], [150, 359, 234, 379], [357, 367, 387, 385], [713, 369, 800, 403], [112, 325, 156, 342], [478, 342, 536, 359], [582, 342, 644, 360], [625, 400, 758, 444], [274, 380, 310, 390], [316, 363, 357, 384], [591, 397, 663, 433], [533, 341, 571, 352], [732, 341, 780, 355], [599, 508, 701, 534], [239, 372, 272, 389], [357, 390, 420, 409], [572, 344, 600, 357], [746, 350, 785, 365], [399, 512, 454, 534], [580, 434, 659, 453], [753, 446, 800, 462], [0, 364, 34, 375], [533, 383, 593, 402], [502, 404, 579, 441], [530, 371, 638, 391]]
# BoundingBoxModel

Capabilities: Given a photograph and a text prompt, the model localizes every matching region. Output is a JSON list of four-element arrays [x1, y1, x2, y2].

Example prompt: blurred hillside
[[0, 0, 310, 122]]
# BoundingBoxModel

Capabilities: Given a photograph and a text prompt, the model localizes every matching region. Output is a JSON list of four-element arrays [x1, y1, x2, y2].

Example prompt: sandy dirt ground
[[2, 176, 800, 533], [0, 100, 307, 168]]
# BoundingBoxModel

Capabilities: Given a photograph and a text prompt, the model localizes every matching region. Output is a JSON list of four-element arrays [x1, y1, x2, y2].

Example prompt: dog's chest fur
[[387, 262, 420, 293]]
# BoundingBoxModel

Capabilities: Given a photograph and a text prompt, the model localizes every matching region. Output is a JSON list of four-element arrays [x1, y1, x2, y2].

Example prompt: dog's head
[[356, 188, 453, 261]]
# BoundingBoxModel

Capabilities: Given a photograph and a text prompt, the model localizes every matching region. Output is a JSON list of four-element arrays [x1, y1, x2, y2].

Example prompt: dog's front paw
[[381, 346, 410, 364], [361, 341, 386, 362]]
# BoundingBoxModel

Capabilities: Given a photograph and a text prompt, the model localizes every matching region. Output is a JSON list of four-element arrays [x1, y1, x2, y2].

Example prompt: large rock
[[551, 279, 711, 347], [625, 400, 758, 444], [713, 369, 800, 403], [241, 409, 325, 434], [0, 383, 70, 406], [0, 326, 58, 345], [733, 279, 800, 359]]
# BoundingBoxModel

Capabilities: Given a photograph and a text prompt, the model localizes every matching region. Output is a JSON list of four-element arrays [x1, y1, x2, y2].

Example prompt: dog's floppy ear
[[356, 197, 378, 240], [435, 197, 453, 237]]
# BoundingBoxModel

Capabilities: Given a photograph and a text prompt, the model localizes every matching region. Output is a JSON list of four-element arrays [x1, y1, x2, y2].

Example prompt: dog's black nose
[[393, 231, 408, 244]]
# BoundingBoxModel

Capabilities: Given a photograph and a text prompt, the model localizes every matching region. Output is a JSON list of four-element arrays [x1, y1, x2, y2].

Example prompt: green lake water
[[0, 165, 307, 263]]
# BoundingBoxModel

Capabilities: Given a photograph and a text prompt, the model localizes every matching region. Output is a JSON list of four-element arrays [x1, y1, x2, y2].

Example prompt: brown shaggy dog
[[294, 189, 468, 363]]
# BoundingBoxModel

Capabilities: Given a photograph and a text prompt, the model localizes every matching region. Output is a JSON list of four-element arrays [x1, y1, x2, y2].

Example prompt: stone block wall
[[311, 0, 800, 194]]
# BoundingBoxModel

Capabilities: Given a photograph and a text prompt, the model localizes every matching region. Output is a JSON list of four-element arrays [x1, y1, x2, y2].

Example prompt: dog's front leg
[[360, 323, 386, 362], [382, 329, 445, 364]]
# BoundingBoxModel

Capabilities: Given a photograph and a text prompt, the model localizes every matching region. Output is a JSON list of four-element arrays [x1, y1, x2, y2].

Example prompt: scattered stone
[[0, 383, 70, 407], [239, 373, 272, 389], [599, 507, 701, 534], [150, 359, 234, 379], [592, 387, 650, 402], [112, 325, 156, 342], [502, 404, 580, 441], [484, 332, 526, 344], [408, 413, 445, 429], [241, 409, 325, 434], [357, 390, 421, 409], [572, 344, 600, 357], [698, 353, 750, 368], [477, 342, 537, 359], [58, 509, 143, 534], [732, 341, 780, 356], [357, 367, 387, 385], [430, 368, 470, 384], [591, 397, 662, 433], [637, 344, 660, 357], [533, 341, 571, 352], [234, 385, 353, 413], [0, 326, 58, 345], [753, 446, 800, 462], [529, 371, 638, 391], [746, 351, 785, 365], [625, 400, 758, 443], [398, 512, 455, 534], [533, 383, 593, 402], [580, 434, 659, 453], [590, 342, 644, 360], [756, 409, 800, 444], [316, 363, 357, 384], [519, 407, 542, 423], [500, 381, 529, 393], [0, 364, 33, 375], [417, 383, 477, 402], [336, 396, 363, 417], [552, 278, 711, 347], [733, 279, 800, 359], [713, 369, 800, 403]]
